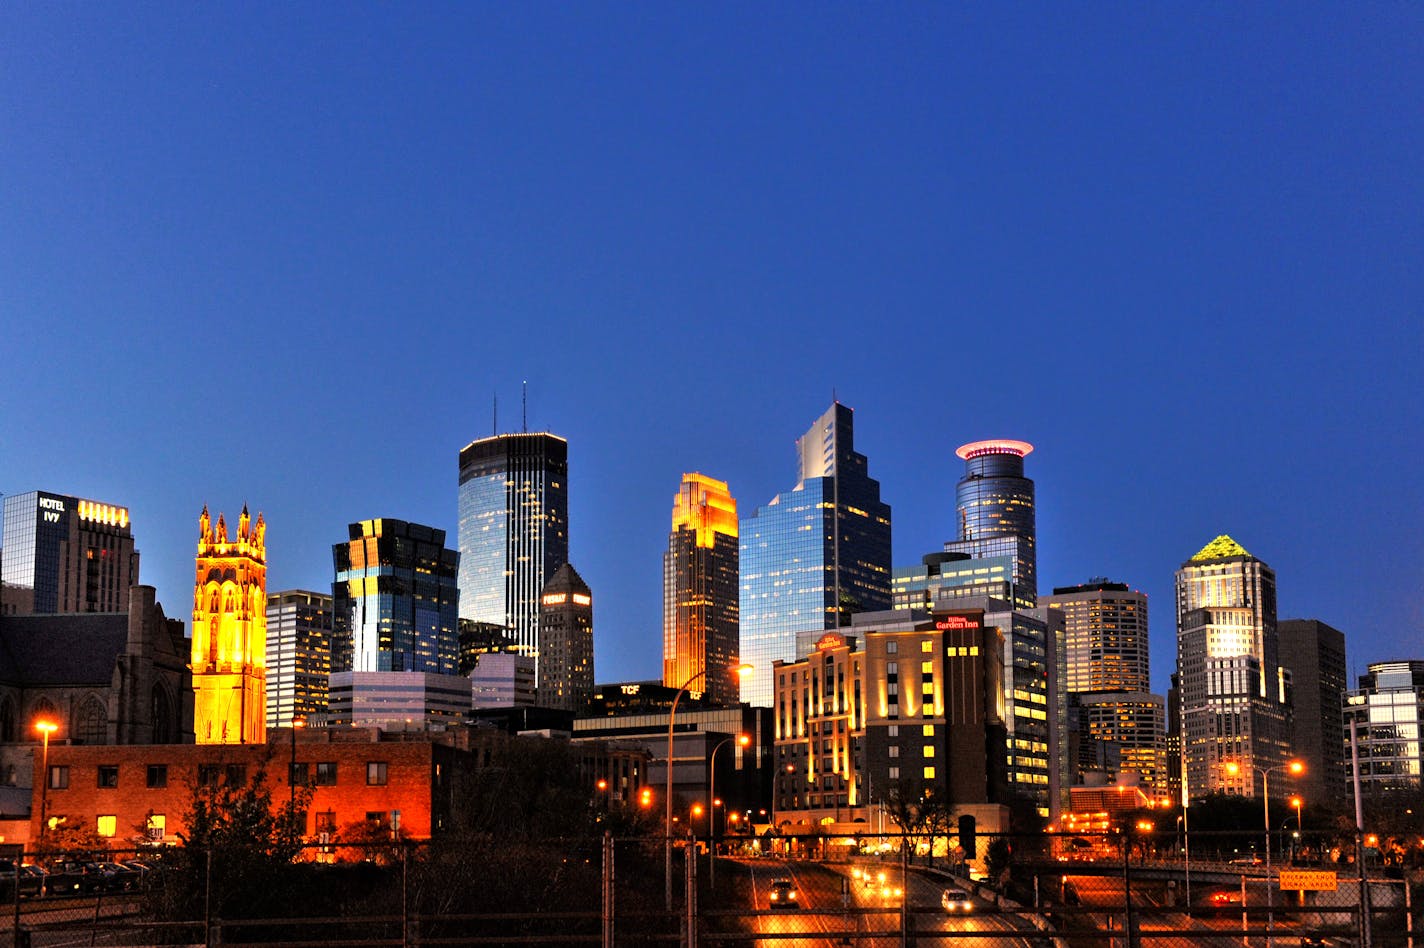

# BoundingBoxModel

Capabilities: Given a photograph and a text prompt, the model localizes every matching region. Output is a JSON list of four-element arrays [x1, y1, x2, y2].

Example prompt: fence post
[[205, 847, 214, 948], [1405, 875, 1414, 948], [1121, 833, 1137, 948], [12, 858, 22, 948], [900, 836, 910, 947], [401, 842, 409, 948], [1357, 830, 1372, 948], [683, 830, 697, 948], [602, 831, 614, 948]]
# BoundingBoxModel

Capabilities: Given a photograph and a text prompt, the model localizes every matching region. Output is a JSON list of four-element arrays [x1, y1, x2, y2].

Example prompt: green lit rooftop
[[1189, 534, 1252, 562]]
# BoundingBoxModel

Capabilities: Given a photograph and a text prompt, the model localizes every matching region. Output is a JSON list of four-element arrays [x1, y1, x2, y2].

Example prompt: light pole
[[665, 664, 751, 912], [289, 718, 305, 828], [35, 720, 57, 841], [708, 733, 749, 891], [1226, 758, 1304, 948]]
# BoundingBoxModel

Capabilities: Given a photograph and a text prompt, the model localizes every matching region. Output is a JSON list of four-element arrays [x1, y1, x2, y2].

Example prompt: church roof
[[1188, 534, 1253, 563], [0, 614, 129, 687]]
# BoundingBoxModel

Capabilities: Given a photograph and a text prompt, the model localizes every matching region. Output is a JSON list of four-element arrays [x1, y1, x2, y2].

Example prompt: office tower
[[942, 441, 1036, 608], [470, 652, 537, 709], [1345, 661, 1424, 808], [1278, 619, 1348, 806], [1042, 580, 1166, 792], [663, 474, 740, 704], [331, 519, 460, 675], [1, 491, 140, 615], [740, 403, 892, 707], [536, 562, 594, 712], [264, 590, 332, 730], [457, 433, 569, 685], [191, 505, 267, 744], [1175, 535, 1290, 799]]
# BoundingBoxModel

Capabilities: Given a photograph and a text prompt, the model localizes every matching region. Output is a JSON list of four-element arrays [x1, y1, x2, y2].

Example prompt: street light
[[708, 733, 750, 890], [665, 663, 752, 911], [1224, 758, 1305, 948], [289, 718, 305, 828], [35, 720, 57, 840]]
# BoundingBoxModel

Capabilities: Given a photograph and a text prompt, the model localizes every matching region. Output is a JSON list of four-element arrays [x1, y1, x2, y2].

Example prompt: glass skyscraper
[[739, 403, 892, 708], [457, 432, 569, 685], [942, 440, 1036, 607], [1, 490, 140, 615], [331, 519, 460, 675], [663, 473, 740, 705], [264, 589, 332, 729]]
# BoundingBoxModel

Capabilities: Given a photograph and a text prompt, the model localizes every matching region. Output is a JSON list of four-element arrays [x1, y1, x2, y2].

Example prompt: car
[[1229, 856, 1264, 866], [768, 879, 799, 909], [1211, 891, 1243, 906], [941, 888, 974, 912]]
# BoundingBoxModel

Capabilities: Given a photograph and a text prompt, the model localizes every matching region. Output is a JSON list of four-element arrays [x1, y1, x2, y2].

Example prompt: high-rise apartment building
[[264, 590, 332, 730], [1042, 580, 1165, 793], [942, 441, 1036, 608], [1277, 619, 1347, 805], [663, 474, 740, 704], [457, 433, 569, 686], [1, 490, 140, 615], [536, 563, 594, 712], [1345, 660, 1424, 806], [331, 519, 460, 675], [191, 505, 267, 745], [1175, 535, 1291, 799], [739, 403, 892, 707]]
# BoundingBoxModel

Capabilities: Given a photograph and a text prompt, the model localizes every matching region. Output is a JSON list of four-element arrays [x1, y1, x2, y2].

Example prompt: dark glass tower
[[331, 519, 460, 675], [942, 440, 1037, 607], [457, 433, 569, 685], [739, 403, 892, 707], [1, 490, 140, 615]]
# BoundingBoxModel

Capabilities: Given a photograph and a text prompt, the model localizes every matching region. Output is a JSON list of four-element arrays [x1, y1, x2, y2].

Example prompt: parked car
[[0, 861, 46, 899], [941, 888, 974, 913], [768, 879, 799, 909]]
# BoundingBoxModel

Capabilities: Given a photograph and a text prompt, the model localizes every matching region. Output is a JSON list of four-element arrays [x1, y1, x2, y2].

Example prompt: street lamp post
[[35, 721, 57, 841], [1226, 758, 1305, 948], [665, 664, 752, 912], [708, 733, 749, 891], [289, 718, 305, 828]]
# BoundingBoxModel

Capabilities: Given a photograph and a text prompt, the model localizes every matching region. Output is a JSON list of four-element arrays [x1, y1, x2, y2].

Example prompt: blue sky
[[2, 5, 1420, 693]]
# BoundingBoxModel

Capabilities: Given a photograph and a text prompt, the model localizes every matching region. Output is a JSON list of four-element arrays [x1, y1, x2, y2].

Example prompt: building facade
[[324, 671, 472, 728], [536, 563, 594, 712], [331, 519, 460, 676], [469, 652, 537, 710], [1175, 535, 1291, 799], [941, 441, 1037, 608], [739, 403, 892, 707], [663, 474, 740, 704], [192, 506, 268, 745], [1278, 619, 1348, 805], [1344, 661, 1424, 805], [264, 590, 332, 730], [1, 491, 140, 616]]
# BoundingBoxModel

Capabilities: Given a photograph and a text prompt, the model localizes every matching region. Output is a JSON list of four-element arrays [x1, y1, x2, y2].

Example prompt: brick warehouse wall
[[31, 730, 457, 847]]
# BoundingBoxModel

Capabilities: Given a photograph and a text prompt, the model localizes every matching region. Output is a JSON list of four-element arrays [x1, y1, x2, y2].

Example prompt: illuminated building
[[663, 474, 740, 705], [264, 590, 332, 730], [1277, 619, 1347, 804], [1, 490, 140, 615], [1344, 661, 1424, 806], [537, 563, 594, 712], [1175, 535, 1290, 798], [941, 441, 1037, 608], [331, 519, 459, 676], [457, 433, 569, 687], [770, 609, 1009, 837], [739, 403, 892, 707], [191, 505, 268, 745], [1042, 580, 1165, 792]]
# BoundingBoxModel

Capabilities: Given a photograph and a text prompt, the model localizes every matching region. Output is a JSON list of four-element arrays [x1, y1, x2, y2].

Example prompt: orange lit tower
[[663, 474, 740, 705], [191, 504, 267, 744]]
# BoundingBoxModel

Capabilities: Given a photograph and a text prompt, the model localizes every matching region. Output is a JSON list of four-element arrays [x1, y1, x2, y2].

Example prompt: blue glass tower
[[331, 518, 460, 675], [739, 403, 892, 707]]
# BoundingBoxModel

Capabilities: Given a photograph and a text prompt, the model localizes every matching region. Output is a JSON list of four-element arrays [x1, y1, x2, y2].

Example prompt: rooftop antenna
[[492, 393, 498, 436], [522, 380, 528, 433]]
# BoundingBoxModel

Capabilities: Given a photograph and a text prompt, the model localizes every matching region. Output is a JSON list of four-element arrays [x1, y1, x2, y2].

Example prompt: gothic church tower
[[191, 504, 267, 744]]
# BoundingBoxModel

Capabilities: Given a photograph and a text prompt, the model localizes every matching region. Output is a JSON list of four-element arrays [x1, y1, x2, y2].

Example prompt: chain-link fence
[[0, 829, 1414, 946]]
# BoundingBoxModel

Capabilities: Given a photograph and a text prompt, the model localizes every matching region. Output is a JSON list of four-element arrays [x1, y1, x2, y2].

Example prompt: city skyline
[[2, 6, 1418, 698]]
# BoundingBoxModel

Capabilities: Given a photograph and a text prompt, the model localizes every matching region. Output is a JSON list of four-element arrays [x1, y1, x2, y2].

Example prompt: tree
[[883, 780, 934, 864]]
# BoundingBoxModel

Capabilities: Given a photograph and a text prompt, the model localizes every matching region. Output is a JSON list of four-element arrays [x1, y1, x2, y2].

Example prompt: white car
[[941, 888, 974, 912]]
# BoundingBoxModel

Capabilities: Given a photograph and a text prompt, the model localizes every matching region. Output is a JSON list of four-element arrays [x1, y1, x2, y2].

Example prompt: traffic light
[[958, 814, 977, 857]]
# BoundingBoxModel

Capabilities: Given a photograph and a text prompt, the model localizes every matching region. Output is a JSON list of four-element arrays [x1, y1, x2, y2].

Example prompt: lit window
[[923, 766, 936, 779], [96, 815, 117, 837], [923, 745, 935, 758], [922, 725, 935, 737], [920, 641, 933, 653]]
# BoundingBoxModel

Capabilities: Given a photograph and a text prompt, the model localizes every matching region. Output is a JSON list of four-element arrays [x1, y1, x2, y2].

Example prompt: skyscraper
[[1175, 535, 1290, 799], [1278, 618, 1348, 805], [1042, 580, 1165, 793], [1, 490, 140, 615], [942, 440, 1036, 607], [537, 562, 594, 712], [739, 403, 892, 707], [1345, 660, 1424, 808], [191, 505, 267, 745], [331, 519, 460, 675], [663, 473, 740, 704], [457, 433, 569, 685], [264, 589, 332, 730]]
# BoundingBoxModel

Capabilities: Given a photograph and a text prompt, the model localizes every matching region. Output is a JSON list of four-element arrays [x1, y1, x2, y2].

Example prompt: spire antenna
[[522, 380, 528, 433], [493, 392, 498, 437]]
